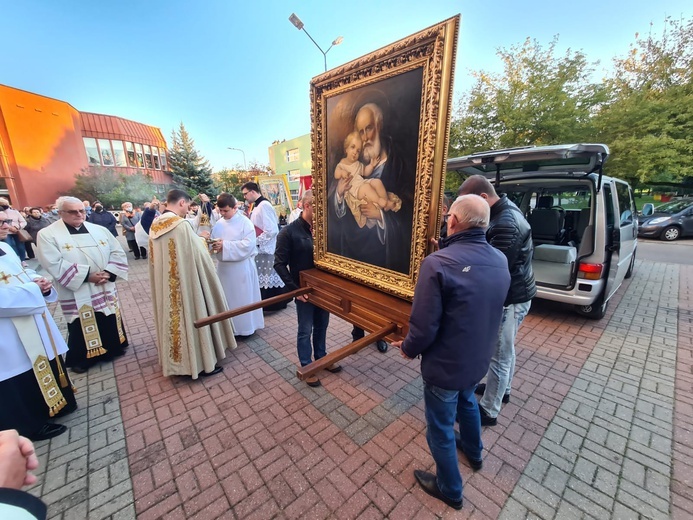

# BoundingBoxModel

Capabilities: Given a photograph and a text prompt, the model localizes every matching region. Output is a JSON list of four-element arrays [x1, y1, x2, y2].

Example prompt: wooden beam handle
[[194, 287, 312, 328], [296, 323, 397, 380]]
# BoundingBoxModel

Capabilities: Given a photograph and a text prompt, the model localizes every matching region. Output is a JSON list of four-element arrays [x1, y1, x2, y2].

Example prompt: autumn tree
[[596, 17, 693, 186], [168, 122, 216, 196]]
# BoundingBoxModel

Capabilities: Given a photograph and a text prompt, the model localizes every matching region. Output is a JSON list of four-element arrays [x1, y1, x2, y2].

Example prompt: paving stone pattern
[[25, 252, 693, 519], [501, 261, 681, 519]]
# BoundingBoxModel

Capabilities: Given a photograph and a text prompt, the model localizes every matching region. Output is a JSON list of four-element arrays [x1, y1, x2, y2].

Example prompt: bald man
[[392, 195, 510, 509]]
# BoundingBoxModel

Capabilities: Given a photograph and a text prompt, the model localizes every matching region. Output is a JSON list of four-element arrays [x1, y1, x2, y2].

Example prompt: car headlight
[[648, 217, 670, 225]]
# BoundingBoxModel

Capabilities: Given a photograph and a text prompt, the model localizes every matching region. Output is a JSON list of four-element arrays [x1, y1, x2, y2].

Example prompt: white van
[[447, 143, 637, 319]]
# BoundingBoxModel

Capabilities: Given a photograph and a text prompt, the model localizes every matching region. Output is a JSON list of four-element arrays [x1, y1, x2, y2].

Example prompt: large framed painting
[[256, 174, 293, 218], [311, 16, 459, 300]]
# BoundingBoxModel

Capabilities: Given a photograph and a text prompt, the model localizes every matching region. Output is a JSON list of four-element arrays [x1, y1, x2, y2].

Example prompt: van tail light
[[578, 262, 603, 280]]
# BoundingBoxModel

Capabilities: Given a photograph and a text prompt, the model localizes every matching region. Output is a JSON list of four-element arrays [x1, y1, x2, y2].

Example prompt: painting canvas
[[256, 174, 293, 218], [311, 16, 459, 300]]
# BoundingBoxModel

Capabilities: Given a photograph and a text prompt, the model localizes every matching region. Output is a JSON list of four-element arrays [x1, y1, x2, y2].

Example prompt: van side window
[[615, 182, 634, 226], [603, 184, 615, 228]]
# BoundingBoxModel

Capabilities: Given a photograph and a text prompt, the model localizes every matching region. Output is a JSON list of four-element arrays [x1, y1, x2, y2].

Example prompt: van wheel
[[661, 226, 680, 241], [625, 251, 636, 279], [575, 295, 608, 320]]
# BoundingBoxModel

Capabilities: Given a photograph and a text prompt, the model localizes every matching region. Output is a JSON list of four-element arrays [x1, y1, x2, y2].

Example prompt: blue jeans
[[424, 382, 482, 502], [295, 300, 329, 367], [5, 233, 26, 261], [479, 300, 531, 418]]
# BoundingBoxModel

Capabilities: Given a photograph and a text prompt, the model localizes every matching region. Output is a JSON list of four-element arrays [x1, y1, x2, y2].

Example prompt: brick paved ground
[[24, 252, 693, 519]]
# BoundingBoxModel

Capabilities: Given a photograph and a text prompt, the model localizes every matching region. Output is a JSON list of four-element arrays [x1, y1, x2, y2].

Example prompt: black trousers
[[0, 356, 77, 437], [65, 313, 129, 369], [126, 239, 146, 258]]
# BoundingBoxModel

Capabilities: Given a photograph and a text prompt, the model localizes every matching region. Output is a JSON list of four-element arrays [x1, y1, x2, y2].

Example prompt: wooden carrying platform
[[295, 269, 411, 380], [193, 268, 412, 381]]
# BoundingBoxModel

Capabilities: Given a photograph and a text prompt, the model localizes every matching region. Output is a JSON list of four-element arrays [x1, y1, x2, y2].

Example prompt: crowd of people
[[0, 171, 536, 512]]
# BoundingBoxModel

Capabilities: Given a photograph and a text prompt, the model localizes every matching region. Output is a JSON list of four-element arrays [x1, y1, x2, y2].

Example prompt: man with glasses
[[36, 196, 129, 373], [241, 182, 286, 311]]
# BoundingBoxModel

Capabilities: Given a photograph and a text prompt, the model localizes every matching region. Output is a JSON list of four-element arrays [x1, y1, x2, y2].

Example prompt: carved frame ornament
[[311, 16, 459, 300]]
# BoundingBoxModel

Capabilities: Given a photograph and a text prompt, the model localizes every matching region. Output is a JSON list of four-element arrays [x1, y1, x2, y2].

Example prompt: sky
[[2, 0, 691, 171]]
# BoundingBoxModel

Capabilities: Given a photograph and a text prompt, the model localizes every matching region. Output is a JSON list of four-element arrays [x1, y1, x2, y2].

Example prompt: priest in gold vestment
[[149, 189, 236, 379]]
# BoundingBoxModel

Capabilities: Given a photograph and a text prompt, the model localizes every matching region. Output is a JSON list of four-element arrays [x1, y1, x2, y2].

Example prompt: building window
[[286, 148, 299, 162], [134, 143, 144, 168], [152, 146, 161, 169], [159, 150, 167, 170], [125, 142, 137, 167], [98, 139, 114, 166], [83, 138, 100, 165], [287, 169, 300, 182], [144, 145, 153, 169], [112, 140, 127, 167]]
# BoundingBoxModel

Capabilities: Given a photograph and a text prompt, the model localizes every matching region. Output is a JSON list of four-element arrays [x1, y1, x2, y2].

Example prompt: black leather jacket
[[488, 196, 536, 306], [274, 216, 314, 292]]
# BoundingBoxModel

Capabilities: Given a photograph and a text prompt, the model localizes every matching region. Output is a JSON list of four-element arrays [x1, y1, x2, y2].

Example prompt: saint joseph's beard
[[362, 136, 382, 163]]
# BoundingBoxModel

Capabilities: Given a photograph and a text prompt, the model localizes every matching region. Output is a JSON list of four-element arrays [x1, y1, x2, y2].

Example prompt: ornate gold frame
[[311, 16, 459, 300]]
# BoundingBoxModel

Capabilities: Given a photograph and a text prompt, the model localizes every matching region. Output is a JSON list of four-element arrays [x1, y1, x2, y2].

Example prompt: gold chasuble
[[149, 213, 236, 379]]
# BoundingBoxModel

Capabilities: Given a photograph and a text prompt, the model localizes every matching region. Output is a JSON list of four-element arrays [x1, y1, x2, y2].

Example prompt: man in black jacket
[[458, 175, 536, 426], [392, 195, 510, 509], [274, 190, 342, 387]]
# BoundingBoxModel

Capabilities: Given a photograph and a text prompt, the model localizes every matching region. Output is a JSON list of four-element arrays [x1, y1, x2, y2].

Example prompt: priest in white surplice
[[37, 196, 129, 373], [0, 210, 77, 441], [210, 193, 264, 337], [149, 189, 236, 379]]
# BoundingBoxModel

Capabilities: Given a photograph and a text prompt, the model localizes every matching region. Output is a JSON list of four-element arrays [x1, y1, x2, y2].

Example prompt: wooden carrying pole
[[296, 322, 397, 380], [194, 287, 313, 329]]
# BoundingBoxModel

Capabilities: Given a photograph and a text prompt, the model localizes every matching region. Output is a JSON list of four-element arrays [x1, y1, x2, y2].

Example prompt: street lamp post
[[227, 147, 247, 170], [289, 13, 343, 72]]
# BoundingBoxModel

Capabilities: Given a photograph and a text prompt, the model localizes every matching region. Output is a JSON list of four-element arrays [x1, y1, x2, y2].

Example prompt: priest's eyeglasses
[[1, 219, 13, 226], [61, 209, 87, 215]]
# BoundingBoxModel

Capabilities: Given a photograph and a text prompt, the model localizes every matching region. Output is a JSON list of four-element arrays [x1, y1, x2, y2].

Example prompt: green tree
[[69, 167, 155, 209], [449, 36, 606, 157], [168, 122, 216, 196], [213, 167, 255, 199], [596, 17, 693, 186]]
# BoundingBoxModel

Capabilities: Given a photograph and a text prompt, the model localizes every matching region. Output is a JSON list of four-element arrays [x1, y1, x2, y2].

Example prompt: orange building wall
[[0, 86, 86, 207], [0, 84, 171, 208]]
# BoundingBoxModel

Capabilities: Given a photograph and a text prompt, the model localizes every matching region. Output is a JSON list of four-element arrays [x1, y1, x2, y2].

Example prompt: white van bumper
[[535, 278, 605, 306]]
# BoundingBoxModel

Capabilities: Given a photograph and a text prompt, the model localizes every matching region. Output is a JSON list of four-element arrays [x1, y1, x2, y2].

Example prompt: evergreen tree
[[168, 122, 216, 196]]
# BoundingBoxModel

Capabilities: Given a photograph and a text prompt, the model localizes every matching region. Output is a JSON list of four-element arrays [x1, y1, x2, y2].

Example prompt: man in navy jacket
[[392, 195, 510, 509]]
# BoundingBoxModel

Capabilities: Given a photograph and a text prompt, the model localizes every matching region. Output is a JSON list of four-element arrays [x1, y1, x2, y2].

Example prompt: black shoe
[[454, 431, 483, 471], [474, 383, 510, 404], [70, 366, 88, 374], [413, 470, 463, 510], [376, 340, 388, 353], [53, 403, 78, 419], [199, 366, 223, 377], [479, 405, 497, 426], [325, 364, 343, 373], [29, 423, 67, 441]]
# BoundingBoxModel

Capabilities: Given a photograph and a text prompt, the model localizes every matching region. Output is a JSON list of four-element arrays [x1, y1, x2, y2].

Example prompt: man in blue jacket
[[392, 195, 510, 509]]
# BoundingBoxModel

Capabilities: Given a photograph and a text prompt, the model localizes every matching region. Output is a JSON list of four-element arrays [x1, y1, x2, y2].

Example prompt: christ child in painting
[[334, 131, 400, 227]]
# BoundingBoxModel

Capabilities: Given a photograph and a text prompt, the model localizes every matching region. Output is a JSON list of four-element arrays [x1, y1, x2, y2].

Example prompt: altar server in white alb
[[0, 210, 77, 442], [210, 193, 264, 337], [37, 196, 129, 374]]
